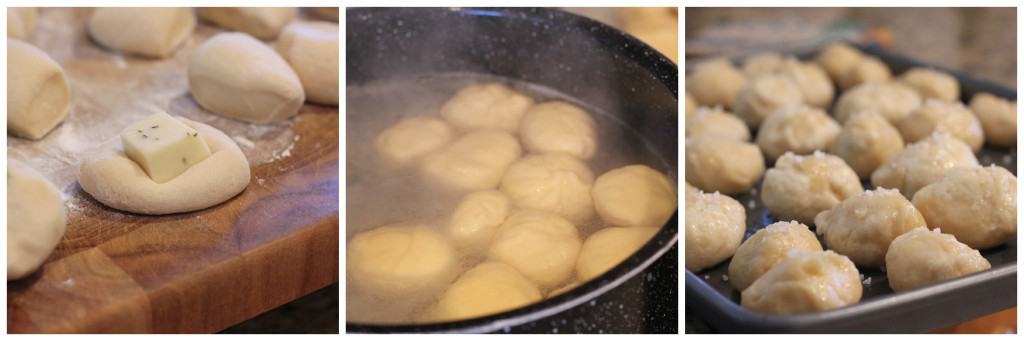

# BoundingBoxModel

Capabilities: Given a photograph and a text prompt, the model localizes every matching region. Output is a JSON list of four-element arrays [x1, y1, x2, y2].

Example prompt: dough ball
[[834, 82, 922, 124], [778, 59, 835, 109], [446, 190, 510, 255], [592, 165, 677, 227], [275, 21, 339, 105], [432, 262, 541, 322], [347, 224, 458, 298], [685, 59, 748, 109], [727, 221, 822, 290], [8, 38, 71, 140], [761, 151, 862, 224], [8, 8, 38, 39], [911, 166, 1016, 249], [685, 136, 765, 195], [188, 32, 304, 123], [8, 160, 67, 280], [685, 91, 698, 116], [422, 129, 522, 192], [196, 7, 296, 40], [88, 8, 195, 58], [684, 191, 746, 272], [741, 250, 862, 315], [830, 111, 905, 178], [548, 281, 581, 298], [756, 105, 840, 161], [308, 7, 339, 21], [969, 92, 1017, 147], [577, 227, 659, 281], [816, 42, 864, 83], [814, 188, 926, 267], [897, 100, 984, 152], [499, 153, 594, 223], [870, 132, 979, 198], [885, 227, 991, 292], [375, 116, 453, 166], [733, 74, 803, 128], [439, 83, 534, 133], [898, 67, 960, 102], [684, 182, 699, 195], [488, 210, 582, 289], [685, 106, 750, 141], [742, 52, 785, 77], [838, 56, 891, 90], [520, 101, 598, 160]]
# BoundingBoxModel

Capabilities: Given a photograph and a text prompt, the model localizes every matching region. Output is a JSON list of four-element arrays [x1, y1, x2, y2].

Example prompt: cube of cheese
[[120, 112, 212, 183]]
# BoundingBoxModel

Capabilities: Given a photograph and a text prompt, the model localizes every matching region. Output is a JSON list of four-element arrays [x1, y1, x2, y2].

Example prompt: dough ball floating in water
[[375, 116, 453, 166], [439, 82, 533, 133], [519, 101, 598, 160], [430, 262, 541, 322], [348, 224, 458, 300], [576, 226, 659, 282], [488, 210, 582, 289], [499, 153, 595, 224], [592, 164, 676, 227]]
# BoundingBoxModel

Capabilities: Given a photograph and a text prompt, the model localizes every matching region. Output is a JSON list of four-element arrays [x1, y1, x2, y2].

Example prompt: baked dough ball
[[684, 191, 745, 272], [592, 165, 676, 227], [756, 105, 840, 161], [576, 226, 659, 281], [79, 117, 251, 215], [8, 160, 67, 280], [519, 101, 598, 160], [308, 7, 339, 21], [684, 182, 699, 195], [275, 21, 339, 105], [8, 8, 38, 40], [446, 190, 510, 254], [885, 227, 991, 292], [499, 153, 594, 223], [439, 83, 534, 133], [778, 59, 835, 108], [834, 82, 922, 124], [488, 210, 582, 289], [830, 111, 905, 178], [969, 93, 1017, 147], [8, 39, 71, 140], [685, 59, 748, 109], [685, 107, 750, 141], [685, 136, 765, 195], [88, 8, 195, 58], [422, 129, 522, 192], [816, 42, 864, 83], [870, 132, 979, 198], [911, 166, 1016, 249], [196, 7, 296, 40], [741, 250, 862, 315], [761, 151, 862, 224], [432, 262, 542, 322], [733, 74, 804, 128], [814, 188, 925, 267], [898, 67, 960, 102], [838, 56, 891, 90], [375, 116, 453, 166], [188, 32, 304, 123], [347, 224, 458, 298], [727, 221, 822, 290], [742, 52, 785, 77], [897, 100, 984, 152], [685, 91, 698, 116]]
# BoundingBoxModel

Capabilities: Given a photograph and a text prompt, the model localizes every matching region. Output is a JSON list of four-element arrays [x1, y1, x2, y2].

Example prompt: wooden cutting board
[[7, 8, 339, 333]]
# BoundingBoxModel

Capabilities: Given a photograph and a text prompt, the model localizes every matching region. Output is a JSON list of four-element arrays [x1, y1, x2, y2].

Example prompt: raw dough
[[8, 160, 67, 280], [727, 221, 822, 290], [347, 223, 458, 299], [834, 82, 922, 124], [8, 38, 71, 140], [911, 166, 1017, 249], [79, 117, 251, 215], [684, 190, 746, 272], [422, 129, 522, 192], [519, 101, 598, 160], [431, 262, 541, 322], [685, 106, 750, 141], [969, 92, 1017, 147], [816, 42, 863, 84], [446, 190, 510, 255], [308, 7, 339, 21], [733, 74, 803, 128], [8, 7, 37, 39], [120, 112, 212, 184], [814, 188, 926, 267], [761, 151, 862, 224], [592, 165, 676, 227], [829, 111, 905, 178], [838, 56, 891, 90], [898, 67, 960, 102], [685, 136, 765, 195], [499, 153, 594, 223], [439, 83, 533, 133], [88, 7, 195, 58], [685, 59, 747, 109], [870, 132, 979, 199], [755, 105, 840, 161], [742, 52, 785, 77], [777, 58, 834, 108], [886, 227, 991, 292], [685, 92, 698, 116], [196, 7, 296, 40], [275, 21, 339, 105], [897, 100, 984, 152], [488, 210, 582, 289], [375, 116, 453, 166], [188, 32, 305, 123], [576, 226, 659, 281], [741, 250, 862, 315]]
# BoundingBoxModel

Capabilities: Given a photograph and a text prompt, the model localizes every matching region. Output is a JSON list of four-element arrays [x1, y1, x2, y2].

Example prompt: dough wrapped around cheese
[[897, 67, 960, 102], [837, 56, 891, 90], [761, 151, 862, 224], [742, 52, 785, 77], [885, 227, 990, 292], [439, 83, 533, 133], [685, 136, 765, 195], [422, 129, 522, 192], [88, 8, 195, 58], [685, 190, 746, 272], [728, 221, 822, 290], [375, 116, 453, 166], [347, 224, 458, 299], [519, 101, 598, 160], [969, 92, 1017, 147], [685, 59, 747, 109], [777, 58, 835, 109], [275, 21, 339, 105], [870, 132, 979, 199], [446, 190, 510, 255], [814, 188, 925, 267], [897, 100, 984, 152], [488, 210, 582, 289], [592, 165, 676, 227], [197, 7, 296, 40], [834, 82, 922, 124], [577, 226, 659, 281], [911, 166, 1016, 250], [308, 7, 339, 21], [733, 74, 803, 128], [756, 105, 840, 161], [741, 250, 862, 315], [685, 91, 699, 116], [119, 112, 212, 184], [499, 153, 594, 223], [816, 42, 864, 84], [685, 106, 750, 141], [7, 7, 38, 40], [8, 160, 67, 280], [830, 111, 905, 178], [431, 262, 541, 322], [8, 38, 71, 140]]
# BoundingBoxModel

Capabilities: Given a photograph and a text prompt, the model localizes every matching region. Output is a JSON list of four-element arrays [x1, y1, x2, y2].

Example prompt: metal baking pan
[[684, 43, 1017, 333]]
